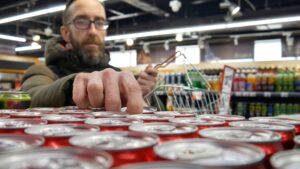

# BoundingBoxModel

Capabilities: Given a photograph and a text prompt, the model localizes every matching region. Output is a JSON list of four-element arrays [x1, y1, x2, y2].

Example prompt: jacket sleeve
[[21, 64, 76, 107]]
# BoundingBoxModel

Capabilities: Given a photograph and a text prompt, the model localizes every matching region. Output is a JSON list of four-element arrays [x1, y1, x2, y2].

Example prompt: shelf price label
[[280, 92, 289, 98], [263, 92, 272, 98]]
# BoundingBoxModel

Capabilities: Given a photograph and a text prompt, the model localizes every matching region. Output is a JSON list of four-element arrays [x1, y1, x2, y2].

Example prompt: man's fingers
[[73, 73, 89, 108], [102, 68, 121, 111], [145, 64, 158, 76], [119, 71, 143, 114], [86, 71, 104, 107]]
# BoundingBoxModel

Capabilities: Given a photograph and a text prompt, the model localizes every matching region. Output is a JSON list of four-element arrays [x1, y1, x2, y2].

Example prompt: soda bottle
[[275, 69, 283, 92], [274, 103, 280, 116], [261, 68, 268, 91], [282, 68, 289, 91], [261, 103, 268, 117], [256, 70, 262, 91], [233, 70, 240, 91], [249, 103, 255, 118], [287, 103, 293, 114], [280, 103, 287, 115], [239, 69, 246, 92], [268, 103, 274, 117], [295, 68, 300, 92], [287, 69, 295, 92], [267, 68, 275, 91], [293, 104, 300, 114]]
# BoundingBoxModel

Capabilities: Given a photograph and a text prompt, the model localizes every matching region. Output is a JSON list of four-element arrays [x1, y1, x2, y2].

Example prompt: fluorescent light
[[105, 15, 300, 41], [15, 44, 42, 52], [175, 33, 183, 42], [0, 34, 26, 42], [0, 5, 65, 24], [211, 59, 254, 63]]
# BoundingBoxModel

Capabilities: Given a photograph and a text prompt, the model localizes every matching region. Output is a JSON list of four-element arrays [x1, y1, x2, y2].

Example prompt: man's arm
[[21, 64, 76, 107]]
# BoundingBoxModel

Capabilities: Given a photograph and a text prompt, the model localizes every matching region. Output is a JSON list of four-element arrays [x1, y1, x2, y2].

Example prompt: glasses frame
[[66, 18, 109, 30]]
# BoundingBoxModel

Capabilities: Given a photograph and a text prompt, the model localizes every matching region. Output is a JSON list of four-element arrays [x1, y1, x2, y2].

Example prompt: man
[[21, 0, 158, 114]]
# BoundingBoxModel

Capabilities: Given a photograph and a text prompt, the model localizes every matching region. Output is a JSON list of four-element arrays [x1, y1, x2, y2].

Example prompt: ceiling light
[[126, 38, 134, 46], [175, 33, 183, 42], [169, 0, 182, 13], [143, 43, 150, 53], [229, 4, 240, 16], [32, 35, 40, 41], [164, 41, 170, 50], [44, 27, 53, 36], [15, 44, 41, 52], [0, 34, 26, 42], [31, 42, 39, 46]]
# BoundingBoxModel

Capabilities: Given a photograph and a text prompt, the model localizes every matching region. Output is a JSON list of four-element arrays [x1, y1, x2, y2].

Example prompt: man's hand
[[72, 68, 143, 114], [137, 64, 158, 96]]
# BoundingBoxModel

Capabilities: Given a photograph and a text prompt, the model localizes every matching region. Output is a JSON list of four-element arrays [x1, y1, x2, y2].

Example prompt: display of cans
[[0, 134, 44, 154], [154, 111, 195, 118], [169, 117, 225, 131], [198, 114, 245, 126], [9, 111, 43, 119], [92, 111, 129, 118], [0, 148, 112, 169], [250, 117, 300, 135], [85, 118, 142, 131], [69, 131, 159, 167], [41, 114, 89, 124], [127, 114, 174, 123], [0, 91, 31, 109], [0, 118, 47, 134], [129, 122, 198, 142], [112, 162, 220, 169], [199, 127, 283, 165], [271, 150, 300, 169], [229, 121, 295, 150], [25, 124, 99, 148], [154, 138, 266, 169], [294, 135, 300, 148]]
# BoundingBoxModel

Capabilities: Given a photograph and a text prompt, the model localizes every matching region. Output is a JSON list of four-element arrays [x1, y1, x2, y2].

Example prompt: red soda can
[[41, 114, 90, 124], [0, 148, 112, 169], [0, 134, 44, 154], [27, 107, 57, 113], [120, 106, 157, 114], [199, 127, 283, 168], [250, 117, 300, 135], [92, 111, 129, 118], [85, 118, 142, 131], [127, 114, 174, 123], [230, 121, 295, 150], [169, 117, 225, 131], [112, 161, 225, 169], [271, 150, 300, 169], [57, 109, 92, 115], [0, 118, 47, 134], [0, 109, 20, 115], [154, 111, 195, 118], [69, 131, 159, 167], [294, 135, 300, 148], [25, 123, 99, 148], [129, 122, 198, 142], [154, 138, 266, 169], [10, 111, 42, 119], [198, 114, 245, 126], [0, 114, 10, 118]]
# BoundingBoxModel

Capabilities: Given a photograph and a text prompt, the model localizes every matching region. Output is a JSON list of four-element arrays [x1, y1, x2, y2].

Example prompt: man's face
[[64, 0, 107, 66]]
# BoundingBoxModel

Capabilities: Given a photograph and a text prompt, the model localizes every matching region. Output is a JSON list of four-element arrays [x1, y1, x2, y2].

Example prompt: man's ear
[[60, 25, 70, 43]]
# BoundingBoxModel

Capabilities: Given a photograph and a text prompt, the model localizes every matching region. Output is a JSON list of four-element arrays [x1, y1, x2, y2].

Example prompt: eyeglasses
[[66, 18, 109, 30]]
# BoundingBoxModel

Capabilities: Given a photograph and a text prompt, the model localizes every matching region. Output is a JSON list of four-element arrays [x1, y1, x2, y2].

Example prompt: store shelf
[[232, 92, 300, 98]]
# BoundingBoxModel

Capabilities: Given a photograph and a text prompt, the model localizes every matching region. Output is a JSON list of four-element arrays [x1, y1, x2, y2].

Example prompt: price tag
[[249, 92, 256, 97], [263, 92, 272, 97], [281, 92, 289, 98], [235, 92, 242, 97]]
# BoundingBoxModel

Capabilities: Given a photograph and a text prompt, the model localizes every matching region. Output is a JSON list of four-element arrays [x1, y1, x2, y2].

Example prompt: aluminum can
[[271, 150, 300, 169], [154, 138, 266, 169], [230, 121, 295, 150], [0, 91, 31, 109], [127, 114, 174, 123], [198, 114, 245, 126], [121, 106, 157, 114], [0, 118, 46, 134], [69, 131, 159, 167], [25, 124, 99, 148], [0, 134, 44, 154], [0, 109, 20, 115], [0, 114, 9, 118], [41, 114, 91, 124], [92, 111, 129, 118], [129, 122, 198, 142], [27, 107, 57, 113], [0, 148, 112, 169], [250, 117, 300, 135], [294, 135, 300, 148], [154, 111, 195, 118], [56, 109, 92, 115], [10, 111, 42, 119], [169, 117, 225, 131], [85, 118, 142, 131]]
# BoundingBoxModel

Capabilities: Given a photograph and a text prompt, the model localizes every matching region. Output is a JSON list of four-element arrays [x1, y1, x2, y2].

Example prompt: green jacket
[[21, 38, 120, 107]]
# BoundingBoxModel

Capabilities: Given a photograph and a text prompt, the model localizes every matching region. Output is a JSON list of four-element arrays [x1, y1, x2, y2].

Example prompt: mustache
[[82, 36, 102, 45]]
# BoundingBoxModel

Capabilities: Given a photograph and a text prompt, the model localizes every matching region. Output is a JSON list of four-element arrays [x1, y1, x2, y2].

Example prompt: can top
[[27, 107, 57, 112], [92, 111, 129, 118], [85, 118, 142, 126], [128, 114, 174, 121], [154, 111, 195, 117], [10, 111, 43, 117], [229, 121, 295, 132], [199, 127, 281, 143], [129, 123, 197, 135], [121, 106, 157, 114], [250, 117, 300, 125], [70, 131, 158, 151], [112, 162, 222, 169], [0, 148, 112, 169], [25, 124, 99, 137], [0, 134, 44, 154], [0, 118, 46, 129], [271, 150, 300, 169], [198, 114, 245, 121], [154, 138, 265, 167], [58, 109, 92, 114], [0, 109, 19, 115], [0, 91, 31, 100], [42, 114, 84, 122], [169, 117, 225, 126], [294, 135, 300, 144], [279, 114, 300, 121]]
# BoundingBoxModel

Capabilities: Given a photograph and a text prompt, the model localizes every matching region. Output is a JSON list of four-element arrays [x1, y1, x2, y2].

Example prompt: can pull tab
[[176, 146, 223, 160]]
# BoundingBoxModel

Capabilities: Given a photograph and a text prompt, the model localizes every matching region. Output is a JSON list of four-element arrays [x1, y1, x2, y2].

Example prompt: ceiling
[[1, 0, 300, 55]]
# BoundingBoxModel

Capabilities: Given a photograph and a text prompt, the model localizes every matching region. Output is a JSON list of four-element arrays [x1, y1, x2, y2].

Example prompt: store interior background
[[0, 0, 300, 116]]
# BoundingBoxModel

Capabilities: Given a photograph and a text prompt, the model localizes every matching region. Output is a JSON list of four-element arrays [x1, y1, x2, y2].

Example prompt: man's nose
[[87, 23, 98, 35]]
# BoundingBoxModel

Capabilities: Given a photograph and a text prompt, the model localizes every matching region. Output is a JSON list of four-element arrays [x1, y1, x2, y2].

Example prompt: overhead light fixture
[[15, 44, 42, 52], [175, 33, 183, 42], [126, 38, 134, 46], [164, 40, 170, 50], [0, 5, 65, 24], [32, 35, 40, 42], [44, 27, 53, 36], [31, 42, 40, 46], [0, 34, 26, 42], [233, 36, 239, 46], [143, 43, 150, 54], [229, 3, 240, 16], [105, 14, 300, 41], [169, 0, 182, 13]]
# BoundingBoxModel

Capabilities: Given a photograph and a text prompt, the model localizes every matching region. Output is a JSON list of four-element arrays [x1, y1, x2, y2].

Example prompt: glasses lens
[[74, 18, 90, 29], [95, 20, 109, 30]]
